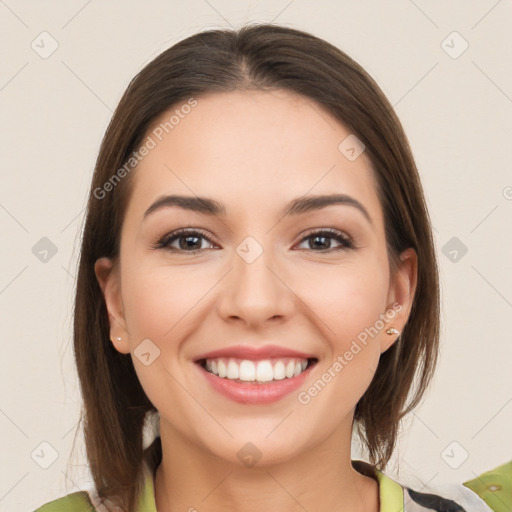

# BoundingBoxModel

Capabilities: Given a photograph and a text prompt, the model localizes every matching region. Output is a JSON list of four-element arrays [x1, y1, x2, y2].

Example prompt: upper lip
[[194, 344, 316, 362]]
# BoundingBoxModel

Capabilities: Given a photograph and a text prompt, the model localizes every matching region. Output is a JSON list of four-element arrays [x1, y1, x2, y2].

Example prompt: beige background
[[0, 1, 511, 510]]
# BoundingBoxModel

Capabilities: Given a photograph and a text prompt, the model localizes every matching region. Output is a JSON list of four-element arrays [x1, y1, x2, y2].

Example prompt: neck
[[154, 422, 379, 512]]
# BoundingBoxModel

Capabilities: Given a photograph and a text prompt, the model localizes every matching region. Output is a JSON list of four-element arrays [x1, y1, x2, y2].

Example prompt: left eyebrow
[[281, 193, 372, 225], [143, 193, 372, 225]]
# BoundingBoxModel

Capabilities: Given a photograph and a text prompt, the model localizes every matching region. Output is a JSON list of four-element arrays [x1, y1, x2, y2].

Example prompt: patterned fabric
[[463, 460, 512, 512], [405, 487, 468, 511]]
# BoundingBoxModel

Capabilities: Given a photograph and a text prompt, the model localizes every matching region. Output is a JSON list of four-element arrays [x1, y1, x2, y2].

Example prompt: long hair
[[73, 23, 440, 511]]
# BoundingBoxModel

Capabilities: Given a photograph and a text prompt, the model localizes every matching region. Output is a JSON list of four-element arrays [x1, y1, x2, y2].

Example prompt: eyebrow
[[143, 193, 372, 224]]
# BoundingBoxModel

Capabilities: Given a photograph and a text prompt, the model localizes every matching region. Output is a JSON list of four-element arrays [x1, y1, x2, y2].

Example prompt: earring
[[386, 328, 400, 336], [112, 336, 122, 342]]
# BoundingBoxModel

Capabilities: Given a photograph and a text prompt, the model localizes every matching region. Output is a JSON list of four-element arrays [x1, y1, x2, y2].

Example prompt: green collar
[[375, 468, 405, 512]]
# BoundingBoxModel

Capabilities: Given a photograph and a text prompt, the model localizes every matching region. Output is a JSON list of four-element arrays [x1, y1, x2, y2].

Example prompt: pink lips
[[194, 344, 317, 405], [194, 344, 316, 362]]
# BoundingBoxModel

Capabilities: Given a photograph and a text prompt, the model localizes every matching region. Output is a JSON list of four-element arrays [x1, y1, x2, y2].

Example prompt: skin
[[95, 89, 417, 512]]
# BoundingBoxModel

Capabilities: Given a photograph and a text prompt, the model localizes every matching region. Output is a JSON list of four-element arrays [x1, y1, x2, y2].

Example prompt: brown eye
[[296, 229, 354, 252], [155, 229, 217, 253]]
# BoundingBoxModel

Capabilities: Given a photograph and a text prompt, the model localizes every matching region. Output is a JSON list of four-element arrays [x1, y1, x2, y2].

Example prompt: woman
[[35, 23, 487, 512]]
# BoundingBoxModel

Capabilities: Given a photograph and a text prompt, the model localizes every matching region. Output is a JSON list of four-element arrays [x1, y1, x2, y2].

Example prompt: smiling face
[[95, 89, 416, 467]]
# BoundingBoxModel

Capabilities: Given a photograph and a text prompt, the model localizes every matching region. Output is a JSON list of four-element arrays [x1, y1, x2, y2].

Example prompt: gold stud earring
[[386, 328, 400, 336]]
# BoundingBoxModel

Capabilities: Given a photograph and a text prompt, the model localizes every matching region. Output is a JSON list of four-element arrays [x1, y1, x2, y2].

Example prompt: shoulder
[[33, 490, 95, 511], [353, 459, 493, 512], [33, 446, 160, 512]]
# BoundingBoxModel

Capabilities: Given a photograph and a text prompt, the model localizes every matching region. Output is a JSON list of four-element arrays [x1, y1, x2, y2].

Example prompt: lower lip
[[196, 362, 315, 404]]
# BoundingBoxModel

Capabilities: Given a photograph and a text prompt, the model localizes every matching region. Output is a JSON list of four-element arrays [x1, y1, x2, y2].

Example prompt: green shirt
[[34, 457, 487, 512]]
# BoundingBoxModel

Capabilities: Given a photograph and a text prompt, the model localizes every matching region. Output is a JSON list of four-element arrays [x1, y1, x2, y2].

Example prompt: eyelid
[[294, 227, 355, 251], [298, 227, 352, 243]]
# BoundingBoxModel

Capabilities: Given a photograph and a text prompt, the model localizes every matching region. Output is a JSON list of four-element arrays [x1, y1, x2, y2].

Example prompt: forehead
[[128, 89, 382, 224]]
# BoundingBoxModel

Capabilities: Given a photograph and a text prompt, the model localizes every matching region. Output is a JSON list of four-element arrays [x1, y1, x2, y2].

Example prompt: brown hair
[[72, 23, 439, 511]]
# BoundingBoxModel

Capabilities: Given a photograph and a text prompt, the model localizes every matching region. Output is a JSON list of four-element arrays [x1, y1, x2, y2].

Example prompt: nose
[[216, 243, 295, 328]]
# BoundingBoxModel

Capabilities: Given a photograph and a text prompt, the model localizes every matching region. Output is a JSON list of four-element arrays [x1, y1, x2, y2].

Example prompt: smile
[[194, 345, 318, 404], [200, 357, 315, 383]]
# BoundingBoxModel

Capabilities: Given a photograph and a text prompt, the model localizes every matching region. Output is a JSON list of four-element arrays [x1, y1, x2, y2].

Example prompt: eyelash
[[153, 228, 355, 254]]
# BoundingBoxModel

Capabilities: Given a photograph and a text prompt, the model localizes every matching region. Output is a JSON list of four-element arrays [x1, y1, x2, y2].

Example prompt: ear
[[94, 257, 130, 355], [380, 247, 417, 354]]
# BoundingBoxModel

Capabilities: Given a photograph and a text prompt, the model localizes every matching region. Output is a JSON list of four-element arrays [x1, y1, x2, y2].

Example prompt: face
[[96, 89, 416, 467]]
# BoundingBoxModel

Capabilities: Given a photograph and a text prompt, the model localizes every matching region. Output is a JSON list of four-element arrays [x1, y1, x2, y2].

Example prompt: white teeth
[[285, 361, 295, 378], [239, 360, 256, 381], [217, 360, 227, 378], [273, 361, 286, 380], [227, 360, 239, 379], [203, 357, 311, 382], [256, 361, 274, 382]]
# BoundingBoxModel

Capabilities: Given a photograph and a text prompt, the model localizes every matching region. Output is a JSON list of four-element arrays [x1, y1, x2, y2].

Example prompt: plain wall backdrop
[[0, 1, 511, 510]]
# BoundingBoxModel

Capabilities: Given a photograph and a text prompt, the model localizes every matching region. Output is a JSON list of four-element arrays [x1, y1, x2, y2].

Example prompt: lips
[[193, 344, 318, 404], [194, 344, 316, 362]]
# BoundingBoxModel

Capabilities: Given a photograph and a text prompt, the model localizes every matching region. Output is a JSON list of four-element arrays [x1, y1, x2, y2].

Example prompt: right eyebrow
[[143, 195, 226, 219]]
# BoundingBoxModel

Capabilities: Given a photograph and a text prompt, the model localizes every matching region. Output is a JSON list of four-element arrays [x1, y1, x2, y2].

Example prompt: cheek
[[294, 265, 388, 414], [297, 259, 389, 346], [297, 259, 389, 401], [121, 258, 214, 339]]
